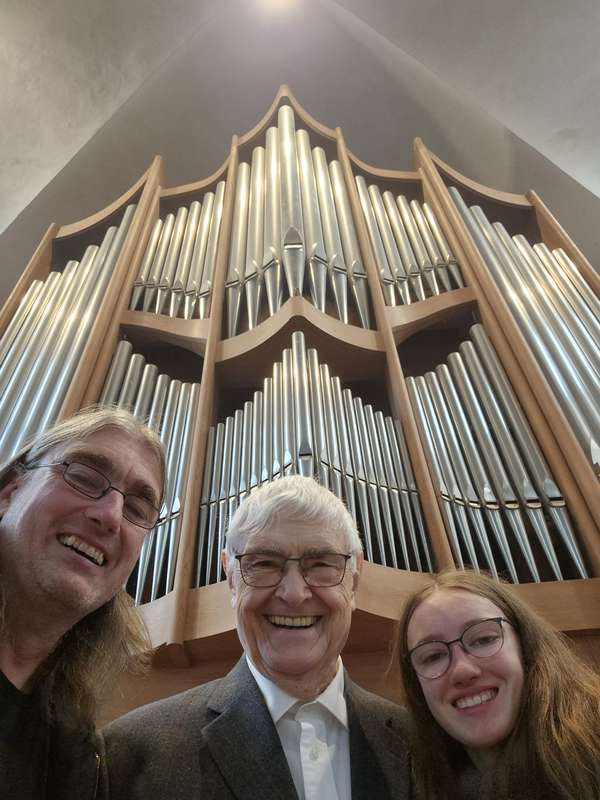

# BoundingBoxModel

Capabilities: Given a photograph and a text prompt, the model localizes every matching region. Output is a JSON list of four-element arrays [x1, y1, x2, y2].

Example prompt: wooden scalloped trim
[[121, 310, 209, 356], [56, 157, 160, 239], [237, 84, 337, 149], [415, 139, 530, 208], [216, 295, 383, 367], [386, 286, 477, 345], [161, 152, 230, 201], [346, 147, 419, 183]]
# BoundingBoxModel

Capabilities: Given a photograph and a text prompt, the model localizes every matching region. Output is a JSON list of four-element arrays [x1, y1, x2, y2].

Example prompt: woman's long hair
[[394, 570, 600, 800]]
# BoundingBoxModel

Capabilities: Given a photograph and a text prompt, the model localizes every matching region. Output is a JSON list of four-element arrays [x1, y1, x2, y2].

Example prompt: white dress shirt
[[247, 657, 351, 800]]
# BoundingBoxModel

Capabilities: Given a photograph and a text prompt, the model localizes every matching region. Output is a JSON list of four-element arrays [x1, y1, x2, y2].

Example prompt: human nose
[[447, 642, 483, 682], [274, 561, 313, 605], [84, 488, 124, 534]]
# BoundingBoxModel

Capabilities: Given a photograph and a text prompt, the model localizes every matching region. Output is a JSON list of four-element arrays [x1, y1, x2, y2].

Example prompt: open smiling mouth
[[58, 535, 105, 567], [453, 688, 498, 710], [266, 615, 319, 629]]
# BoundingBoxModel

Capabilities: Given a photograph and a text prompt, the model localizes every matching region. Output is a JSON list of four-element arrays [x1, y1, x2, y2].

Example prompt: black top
[[0, 669, 49, 799]]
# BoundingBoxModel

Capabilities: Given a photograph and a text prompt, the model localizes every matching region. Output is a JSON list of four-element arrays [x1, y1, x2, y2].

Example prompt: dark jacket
[[103, 658, 413, 800], [49, 724, 103, 800]]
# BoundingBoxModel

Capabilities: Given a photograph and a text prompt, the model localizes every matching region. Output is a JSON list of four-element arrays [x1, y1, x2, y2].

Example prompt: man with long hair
[[0, 407, 165, 799]]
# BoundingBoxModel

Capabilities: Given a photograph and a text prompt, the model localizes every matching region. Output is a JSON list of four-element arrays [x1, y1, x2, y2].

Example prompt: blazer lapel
[[346, 678, 412, 800], [201, 659, 298, 800]]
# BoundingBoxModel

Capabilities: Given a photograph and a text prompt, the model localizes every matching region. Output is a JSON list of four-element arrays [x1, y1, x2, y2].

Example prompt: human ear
[[0, 471, 22, 517], [222, 551, 238, 606], [350, 552, 364, 610]]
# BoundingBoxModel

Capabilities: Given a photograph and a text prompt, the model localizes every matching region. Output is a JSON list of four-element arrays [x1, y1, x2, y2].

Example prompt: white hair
[[225, 475, 362, 571]]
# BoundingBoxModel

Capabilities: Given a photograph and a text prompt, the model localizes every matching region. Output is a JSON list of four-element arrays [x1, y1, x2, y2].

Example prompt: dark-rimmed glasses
[[235, 552, 352, 588], [408, 617, 511, 679], [24, 461, 160, 530]]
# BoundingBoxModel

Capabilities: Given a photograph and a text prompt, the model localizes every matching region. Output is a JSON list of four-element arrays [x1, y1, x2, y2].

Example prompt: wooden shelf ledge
[[386, 287, 477, 344], [216, 295, 385, 386], [160, 156, 229, 214], [121, 310, 209, 356], [139, 591, 178, 650], [138, 563, 600, 653]]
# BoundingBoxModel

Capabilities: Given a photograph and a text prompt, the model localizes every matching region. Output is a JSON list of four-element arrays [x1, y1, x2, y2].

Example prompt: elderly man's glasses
[[24, 461, 160, 530], [408, 617, 510, 680], [235, 552, 351, 588]]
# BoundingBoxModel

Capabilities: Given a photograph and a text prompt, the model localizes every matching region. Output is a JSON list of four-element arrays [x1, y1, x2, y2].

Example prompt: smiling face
[[407, 588, 525, 768], [224, 520, 362, 699], [0, 428, 163, 624]]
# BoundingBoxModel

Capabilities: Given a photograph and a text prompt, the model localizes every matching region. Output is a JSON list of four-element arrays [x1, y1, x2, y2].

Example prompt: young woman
[[396, 570, 600, 799]]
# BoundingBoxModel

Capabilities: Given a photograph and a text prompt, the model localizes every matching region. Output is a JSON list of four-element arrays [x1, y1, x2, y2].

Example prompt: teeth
[[58, 535, 105, 566], [267, 615, 318, 628], [455, 689, 497, 710]]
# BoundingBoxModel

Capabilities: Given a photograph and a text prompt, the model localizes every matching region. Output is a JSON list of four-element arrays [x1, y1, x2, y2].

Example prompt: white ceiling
[[332, 0, 600, 198]]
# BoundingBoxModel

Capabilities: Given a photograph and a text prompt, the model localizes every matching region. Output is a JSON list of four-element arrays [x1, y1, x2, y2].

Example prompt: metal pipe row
[[407, 323, 588, 583], [357, 177, 464, 305], [194, 330, 431, 586], [130, 182, 226, 320], [450, 188, 600, 478], [99, 339, 200, 604], [226, 105, 372, 337], [0, 205, 137, 461]]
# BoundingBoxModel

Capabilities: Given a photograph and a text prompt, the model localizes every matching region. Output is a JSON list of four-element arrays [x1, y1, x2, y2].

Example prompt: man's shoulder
[[104, 676, 221, 742], [346, 679, 413, 740], [347, 679, 410, 719]]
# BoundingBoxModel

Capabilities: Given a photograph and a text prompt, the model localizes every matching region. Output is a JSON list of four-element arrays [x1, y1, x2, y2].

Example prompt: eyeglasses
[[235, 552, 352, 588], [408, 617, 511, 680], [24, 461, 160, 530]]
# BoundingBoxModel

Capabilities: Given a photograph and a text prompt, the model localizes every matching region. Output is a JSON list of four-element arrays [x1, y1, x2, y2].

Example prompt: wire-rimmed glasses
[[235, 552, 352, 588], [24, 461, 160, 530], [408, 617, 511, 680]]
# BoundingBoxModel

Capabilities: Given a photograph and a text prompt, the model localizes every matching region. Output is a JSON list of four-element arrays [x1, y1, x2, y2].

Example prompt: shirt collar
[[246, 656, 348, 728]]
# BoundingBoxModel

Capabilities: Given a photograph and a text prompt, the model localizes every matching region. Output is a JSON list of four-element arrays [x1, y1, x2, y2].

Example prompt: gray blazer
[[103, 658, 412, 800]]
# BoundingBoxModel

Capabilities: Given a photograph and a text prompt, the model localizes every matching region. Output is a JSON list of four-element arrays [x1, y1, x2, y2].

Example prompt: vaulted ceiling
[[2, 0, 599, 301]]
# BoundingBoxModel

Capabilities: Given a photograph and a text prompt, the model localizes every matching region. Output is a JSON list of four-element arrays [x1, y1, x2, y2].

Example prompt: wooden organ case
[[2, 87, 598, 721]]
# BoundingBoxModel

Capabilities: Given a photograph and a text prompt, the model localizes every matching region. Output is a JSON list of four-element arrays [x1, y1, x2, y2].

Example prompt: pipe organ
[[2, 86, 598, 713]]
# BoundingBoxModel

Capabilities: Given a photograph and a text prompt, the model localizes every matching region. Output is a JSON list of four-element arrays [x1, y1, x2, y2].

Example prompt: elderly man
[[0, 407, 165, 799], [104, 475, 412, 799]]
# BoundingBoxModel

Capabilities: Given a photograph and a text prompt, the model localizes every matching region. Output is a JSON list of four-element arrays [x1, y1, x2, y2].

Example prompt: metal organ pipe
[[194, 331, 431, 586]]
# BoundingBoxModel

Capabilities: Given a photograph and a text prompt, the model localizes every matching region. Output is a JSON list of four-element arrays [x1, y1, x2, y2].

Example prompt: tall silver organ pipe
[[407, 323, 588, 584], [130, 183, 225, 321], [194, 331, 431, 586], [225, 106, 372, 336], [0, 205, 136, 460], [98, 339, 200, 604], [357, 179, 464, 305], [449, 188, 600, 478]]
